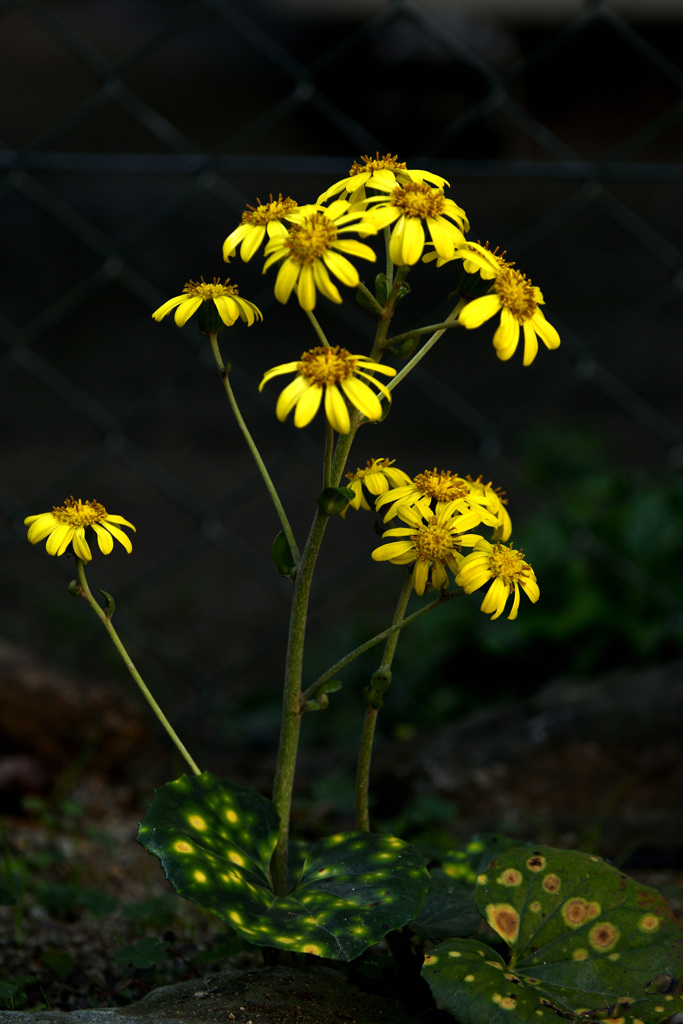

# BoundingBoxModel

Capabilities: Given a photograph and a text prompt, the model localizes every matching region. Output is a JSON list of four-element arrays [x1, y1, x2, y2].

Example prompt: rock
[[0, 964, 423, 1024]]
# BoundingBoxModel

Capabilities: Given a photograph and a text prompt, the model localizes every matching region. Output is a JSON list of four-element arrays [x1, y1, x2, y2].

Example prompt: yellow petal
[[102, 521, 133, 553], [273, 260, 300, 305], [341, 376, 382, 421], [174, 296, 203, 327], [151, 295, 185, 321], [276, 375, 309, 420], [70, 527, 93, 561], [459, 294, 501, 330], [324, 384, 350, 434], [293, 383, 323, 427]]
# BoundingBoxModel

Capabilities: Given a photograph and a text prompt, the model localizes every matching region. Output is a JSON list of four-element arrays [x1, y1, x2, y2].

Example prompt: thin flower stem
[[386, 319, 460, 347], [384, 226, 393, 287], [323, 420, 334, 489], [305, 309, 331, 348], [355, 571, 414, 832], [74, 559, 201, 776], [207, 332, 300, 565], [300, 594, 448, 706], [356, 280, 383, 315], [387, 300, 463, 392]]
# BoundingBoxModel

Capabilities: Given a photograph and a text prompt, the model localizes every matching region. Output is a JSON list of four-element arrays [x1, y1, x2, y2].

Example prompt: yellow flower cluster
[[344, 459, 538, 618]]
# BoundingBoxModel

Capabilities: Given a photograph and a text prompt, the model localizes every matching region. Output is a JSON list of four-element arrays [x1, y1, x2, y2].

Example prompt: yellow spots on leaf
[[530, 901, 542, 913], [608, 953, 620, 961], [492, 993, 502, 1004], [173, 840, 193, 854], [542, 874, 560, 894], [602, 1017, 625, 1024], [225, 808, 238, 824], [655, 1007, 666, 1014], [477, 873, 488, 885], [228, 850, 246, 867], [572, 948, 588, 961], [501, 996, 517, 1010], [464, 974, 475, 982], [486, 961, 504, 970], [589, 921, 620, 952], [638, 913, 661, 932], [229, 910, 243, 924], [302, 944, 324, 955], [467, 839, 484, 853], [447, 950, 462, 958], [504, 973, 520, 983], [424, 954, 439, 966], [188, 814, 207, 830], [485, 903, 520, 943], [498, 868, 523, 886], [526, 854, 546, 872], [193, 870, 207, 882], [561, 897, 601, 928]]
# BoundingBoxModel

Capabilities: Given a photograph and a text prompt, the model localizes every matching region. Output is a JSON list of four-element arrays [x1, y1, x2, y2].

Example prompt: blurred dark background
[[2, 0, 683, 780]]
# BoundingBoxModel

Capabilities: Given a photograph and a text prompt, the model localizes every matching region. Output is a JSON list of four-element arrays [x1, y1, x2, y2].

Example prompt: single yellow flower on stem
[[262, 200, 377, 310], [318, 152, 449, 205], [458, 267, 560, 366], [152, 277, 263, 328], [259, 346, 396, 435], [456, 539, 539, 619], [344, 458, 413, 512], [364, 182, 469, 266], [371, 504, 481, 597], [375, 467, 499, 529], [24, 497, 135, 561], [223, 194, 300, 262]]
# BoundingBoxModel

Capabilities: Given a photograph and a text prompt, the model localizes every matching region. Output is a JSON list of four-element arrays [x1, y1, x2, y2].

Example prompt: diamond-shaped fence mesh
[[2, 0, 683, 761]]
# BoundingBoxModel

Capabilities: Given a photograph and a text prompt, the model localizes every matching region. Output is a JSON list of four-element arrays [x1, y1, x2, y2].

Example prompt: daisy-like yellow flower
[[344, 458, 413, 512], [152, 277, 262, 328], [262, 200, 376, 310], [375, 467, 499, 529], [222, 194, 299, 262], [455, 539, 539, 620], [465, 475, 512, 541], [458, 267, 560, 366], [259, 346, 396, 434], [371, 504, 481, 597], [317, 152, 449, 205], [363, 182, 469, 267], [25, 497, 135, 561], [424, 239, 513, 278]]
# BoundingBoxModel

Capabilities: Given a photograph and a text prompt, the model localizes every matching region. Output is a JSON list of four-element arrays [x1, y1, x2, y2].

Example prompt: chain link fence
[[2, 0, 683, 760]]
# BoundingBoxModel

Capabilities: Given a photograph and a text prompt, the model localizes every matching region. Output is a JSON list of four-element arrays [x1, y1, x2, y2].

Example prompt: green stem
[[74, 560, 201, 775], [356, 280, 383, 316], [323, 419, 334, 489], [301, 593, 448, 705], [387, 301, 463, 392], [386, 319, 460, 347], [208, 331, 300, 565], [355, 571, 414, 831], [305, 309, 331, 348]]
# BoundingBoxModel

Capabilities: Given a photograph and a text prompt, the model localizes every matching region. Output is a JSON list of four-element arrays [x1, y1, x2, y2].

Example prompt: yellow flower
[[317, 152, 449, 205], [24, 497, 135, 561], [424, 240, 513, 278], [344, 458, 413, 512], [363, 181, 469, 266], [222, 194, 299, 262], [262, 200, 376, 310], [458, 267, 560, 366], [455, 540, 539, 619], [259, 346, 396, 434], [152, 277, 262, 328], [371, 504, 480, 597], [375, 467, 499, 529], [465, 475, 512, 541]]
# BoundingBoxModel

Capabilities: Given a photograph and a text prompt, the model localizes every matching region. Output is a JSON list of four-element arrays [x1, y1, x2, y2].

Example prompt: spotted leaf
[[423, 845, 683, 1024], [138, 772, 429, 961]]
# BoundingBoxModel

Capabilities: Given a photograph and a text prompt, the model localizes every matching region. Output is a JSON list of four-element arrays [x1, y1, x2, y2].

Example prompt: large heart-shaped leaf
[[138, 772, 429, 961], [423, 844, 683, 1024]]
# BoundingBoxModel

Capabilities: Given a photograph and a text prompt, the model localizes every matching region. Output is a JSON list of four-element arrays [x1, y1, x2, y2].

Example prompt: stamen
[[298, 346, 358, 385], [284, 214, 339, 264], [411, 518, 460, 562], [414, 469, 468, 502], [52, 497, 107, 526], [390, 182, 445, 218], [349, 152, 407, 176], [183, 277, 240, 299], [241, 194, 298, 225], [494, 269, 537, 320], [489, 543, 529, 583]]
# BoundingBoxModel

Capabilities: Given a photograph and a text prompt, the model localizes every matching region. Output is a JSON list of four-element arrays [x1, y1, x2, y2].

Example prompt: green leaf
[[423, 844, 683, 1024], [138, 772, 429, 961], [442, 834, 531, 887], [272, 531, 296, 580], [411, 870, 481, 940]]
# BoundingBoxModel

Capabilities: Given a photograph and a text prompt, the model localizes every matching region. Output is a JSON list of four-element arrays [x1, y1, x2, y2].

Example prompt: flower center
[[347, 457, 393, 483], [411, 518, 459, 562], [489, 543, 529, 583], [494, 269, 537, 320], [349, 152, 407, 176], [467, 475, 509, 506], [241, 194, 298, 225], [285, 214, 338, 264], [52, 497, 107, 526], [299, 346, 358, 385], [390, 182, 445, 219], [183, 277, 240, 299], [413, 469, 468, 502]]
